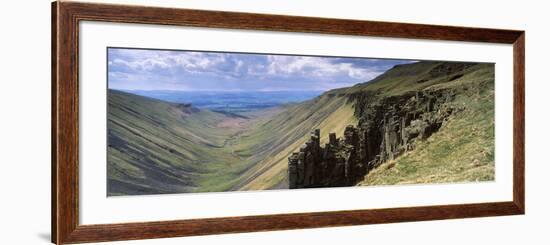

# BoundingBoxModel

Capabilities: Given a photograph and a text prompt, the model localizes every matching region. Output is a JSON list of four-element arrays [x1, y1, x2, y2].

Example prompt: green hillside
[[328, 61, 482, 96], [108, 90, 256, 195]]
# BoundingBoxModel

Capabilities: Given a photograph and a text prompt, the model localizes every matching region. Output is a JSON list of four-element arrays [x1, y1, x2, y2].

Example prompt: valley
[[107, 89, 355, 195]]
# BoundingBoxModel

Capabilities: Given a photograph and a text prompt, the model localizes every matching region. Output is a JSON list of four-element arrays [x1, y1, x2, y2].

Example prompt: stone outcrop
[[288, 87, 464, 189], [288, 127, 367, 188]]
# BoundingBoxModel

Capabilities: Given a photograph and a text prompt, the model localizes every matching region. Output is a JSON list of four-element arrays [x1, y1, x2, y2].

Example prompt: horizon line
[[110, 88, 330, 92]]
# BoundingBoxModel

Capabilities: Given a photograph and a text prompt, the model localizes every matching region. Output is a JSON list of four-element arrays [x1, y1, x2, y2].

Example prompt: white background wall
[[0, 0, 547, 244]]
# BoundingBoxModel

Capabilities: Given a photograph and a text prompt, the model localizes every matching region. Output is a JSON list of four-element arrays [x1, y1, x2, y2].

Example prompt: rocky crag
[[288, 62, 479, 189]]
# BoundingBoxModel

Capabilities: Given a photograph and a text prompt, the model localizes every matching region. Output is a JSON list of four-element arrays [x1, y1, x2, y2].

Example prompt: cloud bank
[[108, 48, 414, 91]]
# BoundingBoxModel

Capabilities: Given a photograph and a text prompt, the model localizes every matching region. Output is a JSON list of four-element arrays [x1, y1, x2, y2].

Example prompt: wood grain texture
[[53, 1, 80, 244], [51, 1, 58, 243], [61, 1, 522, 43], [64, 202, 521, 244], [51, 1, 525, 244], [513, 33, 525, 213]]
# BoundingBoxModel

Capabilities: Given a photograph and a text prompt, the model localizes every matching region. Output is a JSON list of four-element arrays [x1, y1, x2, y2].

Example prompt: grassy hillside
[[328, 61, 481, 97], [108, 90, 255, 195]]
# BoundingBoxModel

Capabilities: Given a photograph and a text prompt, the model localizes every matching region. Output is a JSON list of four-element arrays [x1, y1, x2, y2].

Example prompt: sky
[[108, 48, 415, 92]]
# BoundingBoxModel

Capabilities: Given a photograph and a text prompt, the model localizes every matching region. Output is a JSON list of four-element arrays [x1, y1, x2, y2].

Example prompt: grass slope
[[329, 61, 479, 97], [108, 90, 250, 195]]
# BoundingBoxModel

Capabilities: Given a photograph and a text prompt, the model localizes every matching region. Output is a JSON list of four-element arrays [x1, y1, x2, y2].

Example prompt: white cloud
[[266, 55, 380, 81], [110, 49, 226, 72], [108, 48, 408, 91]]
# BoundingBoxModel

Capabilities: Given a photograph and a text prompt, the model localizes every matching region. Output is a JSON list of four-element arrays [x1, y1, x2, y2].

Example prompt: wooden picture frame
[[52, 1, 525, 244]]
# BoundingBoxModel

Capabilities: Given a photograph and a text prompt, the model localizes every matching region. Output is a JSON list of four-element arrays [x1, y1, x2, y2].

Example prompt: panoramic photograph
[[107, 47, 495, 196]]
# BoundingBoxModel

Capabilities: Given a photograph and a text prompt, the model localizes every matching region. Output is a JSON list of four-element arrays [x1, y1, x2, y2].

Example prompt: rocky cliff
[[288, 62, 488, 189]]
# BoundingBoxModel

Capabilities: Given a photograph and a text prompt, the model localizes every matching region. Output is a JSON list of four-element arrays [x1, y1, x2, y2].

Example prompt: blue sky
[[108, 48, 415, 91]]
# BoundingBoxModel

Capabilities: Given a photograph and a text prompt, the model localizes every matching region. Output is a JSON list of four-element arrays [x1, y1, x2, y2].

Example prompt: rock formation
[[288, 127, 367, 188], [288, 87, 464, 189]]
